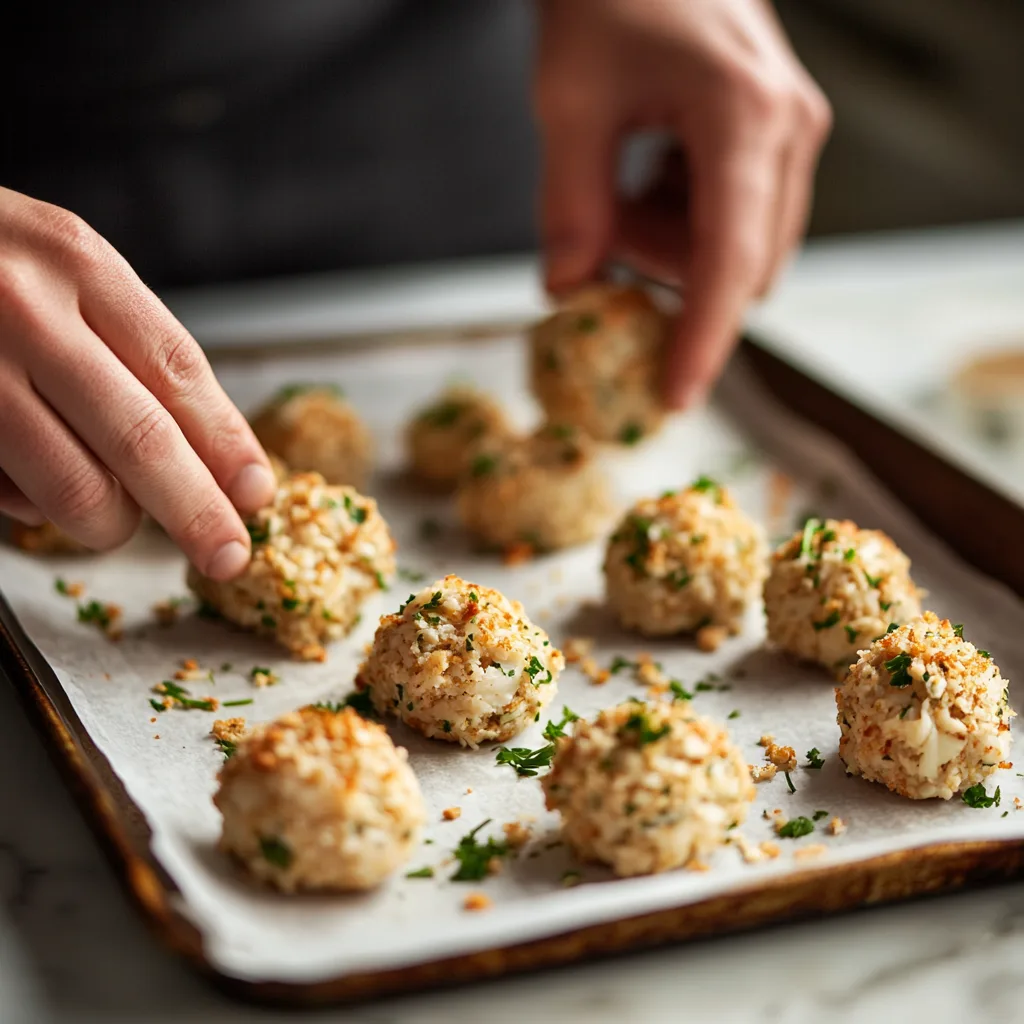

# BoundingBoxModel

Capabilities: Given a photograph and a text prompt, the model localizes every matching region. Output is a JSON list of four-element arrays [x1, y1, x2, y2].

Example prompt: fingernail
[[229, 462, 277, 513], [206, 539, 250, 581], [545, 238, 591, 293]]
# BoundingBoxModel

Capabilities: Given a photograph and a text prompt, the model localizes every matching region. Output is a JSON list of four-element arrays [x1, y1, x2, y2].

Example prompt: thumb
[[539, 113, 616, 295]]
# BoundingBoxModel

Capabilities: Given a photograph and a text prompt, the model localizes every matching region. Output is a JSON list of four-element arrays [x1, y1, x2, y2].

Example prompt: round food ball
[[357, 574, 563, 747], [455, 424, 611, 553], [6, 519, 89, 554], [188, 472, 395, 661], [405, 385, 510, 490], [215, 705, 425, 891], [836, 612, 1013, 799], [529, 283, 669, 445], [764, 518, 923, 678], [250, 385, 373, 490], [604, 477, 767, 638], [543, 701, 754, 877]]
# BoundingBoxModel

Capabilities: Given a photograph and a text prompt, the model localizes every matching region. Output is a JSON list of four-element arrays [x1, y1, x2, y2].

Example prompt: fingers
[[0, 372, 141, 549], [759, 78, 832, 295], [70, 245, 276, 515], [535, 86, 618, 294], [0, 470, 44, 525], [665, 125, 782, 410], [27, 319, 253, 580]]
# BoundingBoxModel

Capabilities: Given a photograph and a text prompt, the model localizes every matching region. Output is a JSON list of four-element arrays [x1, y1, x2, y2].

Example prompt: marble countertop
[[5, 227, 1024, 1023]]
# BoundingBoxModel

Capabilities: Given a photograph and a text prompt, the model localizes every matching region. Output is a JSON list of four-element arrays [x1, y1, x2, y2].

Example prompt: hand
[[0, 187, 277, 579], [535, 0, 832, 408]]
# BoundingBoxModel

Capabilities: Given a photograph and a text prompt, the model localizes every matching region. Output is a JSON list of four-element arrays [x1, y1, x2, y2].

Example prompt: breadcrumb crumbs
[[686, 859, 710, 872], [463, 892, 492, 912], [730, 833, 766, 864], [696, 624, 729, 653], [579, 655, 610, 685], [764, 807, 788, 831], [212, 717, 248, 744], [152, 599, 182, 626], [502, 541, 535, 566], [794, 843, 828, 861], [1000, 761, 1013, 770], [827, 816, 846, 836], [760, 841, 781, 859], [750, 763, 778, 783], [502, 822, 532, 849], [758, 734, 774, 748], [765, 743, 797, 772], [62, 581, 85, 598], [563, 636, 594, 664], [442, 807, 462, 821]]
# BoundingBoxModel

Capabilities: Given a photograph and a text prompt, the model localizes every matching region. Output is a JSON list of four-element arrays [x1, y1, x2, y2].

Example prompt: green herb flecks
[[576, 313, 599, 333], [405, 866, 435, 879], [619, 707, 671, 746], [77, 600, 113, 630], [542, 706, 580, 742], [691, 475, 723, 504], [778, 817, 815, 839], [259, 836, 293, 869], [962, 783, 1001, 809], [525, 655, 553, 686], [804, 748, 825, 770], [812, 809, 829, 822], [669, 680, 694, 702], [470, 453, 499, 478], [222, 698, 253, 708], [619, 422, 644, 446], [813, 610, 840, 632], [496, 745, 555, 777], [450, 820, 511, 881], [152, 681, 217, 712], [884, 652, 913, 688], [343, 493, 367, 524], [844, 625, 859, 643]]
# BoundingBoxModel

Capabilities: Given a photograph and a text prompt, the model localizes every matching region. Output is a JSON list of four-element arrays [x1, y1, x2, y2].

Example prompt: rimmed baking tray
[[2, 325, 1023, 1006]]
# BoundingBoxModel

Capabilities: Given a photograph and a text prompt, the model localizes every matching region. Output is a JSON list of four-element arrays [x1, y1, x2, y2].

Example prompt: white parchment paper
[[2, 335, 1023, 985]]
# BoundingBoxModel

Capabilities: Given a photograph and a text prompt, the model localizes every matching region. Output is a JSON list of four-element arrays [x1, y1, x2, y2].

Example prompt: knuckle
[[0, 255, 41, 320], [177, 493, 232, 551], [721, 63, 788, 121], [802, 87, 834, 140], [35, 206, 105, 268], [116, 403, 177, 468], [53, 460, 117, 525], [148, 328, 206, 400]]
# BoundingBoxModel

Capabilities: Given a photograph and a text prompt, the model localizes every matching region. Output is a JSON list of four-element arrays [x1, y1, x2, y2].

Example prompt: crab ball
[[543, 701, 754, 877], [765, 518, 923, 678], [250, 385, 373, 490], [357, 574, 563, 747], [836, 612, 1013, 800], [604, 478, 767, 639], [215, 706, 425, 891], [455, 424, 612, 554], [529, 283, 669, 445], [6, 519, 89, 554], [188, 472, 395, 661], [405, 385, 510, 490]]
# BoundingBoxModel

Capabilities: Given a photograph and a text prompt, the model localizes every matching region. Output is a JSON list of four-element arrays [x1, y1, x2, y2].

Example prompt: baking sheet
[[2, 333, 1023, 985]]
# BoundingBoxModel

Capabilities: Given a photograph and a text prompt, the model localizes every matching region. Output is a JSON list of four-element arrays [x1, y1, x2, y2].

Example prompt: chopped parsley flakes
[[405, 866, 435, 879], [259, 836, 293, 869], [804, 748, 825, 769], [343, 494, 367, 524], [152, 681, 216, 712], [470, 453, 498, 477], [962, 783, 1000, 809], [884, 652, 913, 688], [525, 655, 553, 686], [496, 745, 555, 777], [778, 816, 814, 839], [619, 422, 644, 446], [542, 705, 580, 741], [812, 610, 840, 631], [691, 475, 723, 503], [450, 820, 510, 881], [619, 707, 670, 746]]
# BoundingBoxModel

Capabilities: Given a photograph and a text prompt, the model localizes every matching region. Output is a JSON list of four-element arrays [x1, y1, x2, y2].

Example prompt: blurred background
[[4, 0, 1024, 287]]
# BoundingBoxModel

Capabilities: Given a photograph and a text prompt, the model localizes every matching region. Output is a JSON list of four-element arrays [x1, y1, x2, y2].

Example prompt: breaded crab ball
[[5, 519, 89, 555], [357, 574, 563, 747], [836, 612, 1013, 800], [188, 472, 395, 661], [543, 701, 754, 877], [250, 384, 373, 490], [604, 477, 767, 643], [215, 706, 425, 891], [405, 385, 510, 490], [765, 518, 923, 677], [529, 283, 669, 445], [456, 424, 611, 554]]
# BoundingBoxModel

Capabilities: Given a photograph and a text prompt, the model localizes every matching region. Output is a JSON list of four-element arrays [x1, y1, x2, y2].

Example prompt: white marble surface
[[5, 228, 1024, 1023]]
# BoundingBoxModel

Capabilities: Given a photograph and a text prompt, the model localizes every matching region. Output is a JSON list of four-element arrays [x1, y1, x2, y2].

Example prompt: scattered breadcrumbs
[[765, 743, 797, 772], [635, 653, 666, 689], [465, 787, 473, 795], [1015, 797, 1023, 811], [151, 681, 218, 712], [760, 841, 781, 859], [579, 655, 610, 685], [502, 541, 535, 566], [211, 717, 248, 759], [793, 844, 828, 862], [827, 817, 846, 836], [249, 666, 280, 688], [297, 643, 328, 662], [442, 807, 462, 821], [563, 636, 594, 664], [1000, 761, 1013, 770], [152, 597, 186, 626], [758, 734, 774, 748], [55, 578, 85, 599], [764, 807, 788, 830], [76, 600, 123, 640], [502, 822, 532, 849], [686, 859, 711, 872], [696, 624, 729, 653], [174, 658, 210, 682], [730, 833, 766, 864], [486, 856, 504, 876], [750, 763, 778, 783], [463, 892, 492, 912]]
